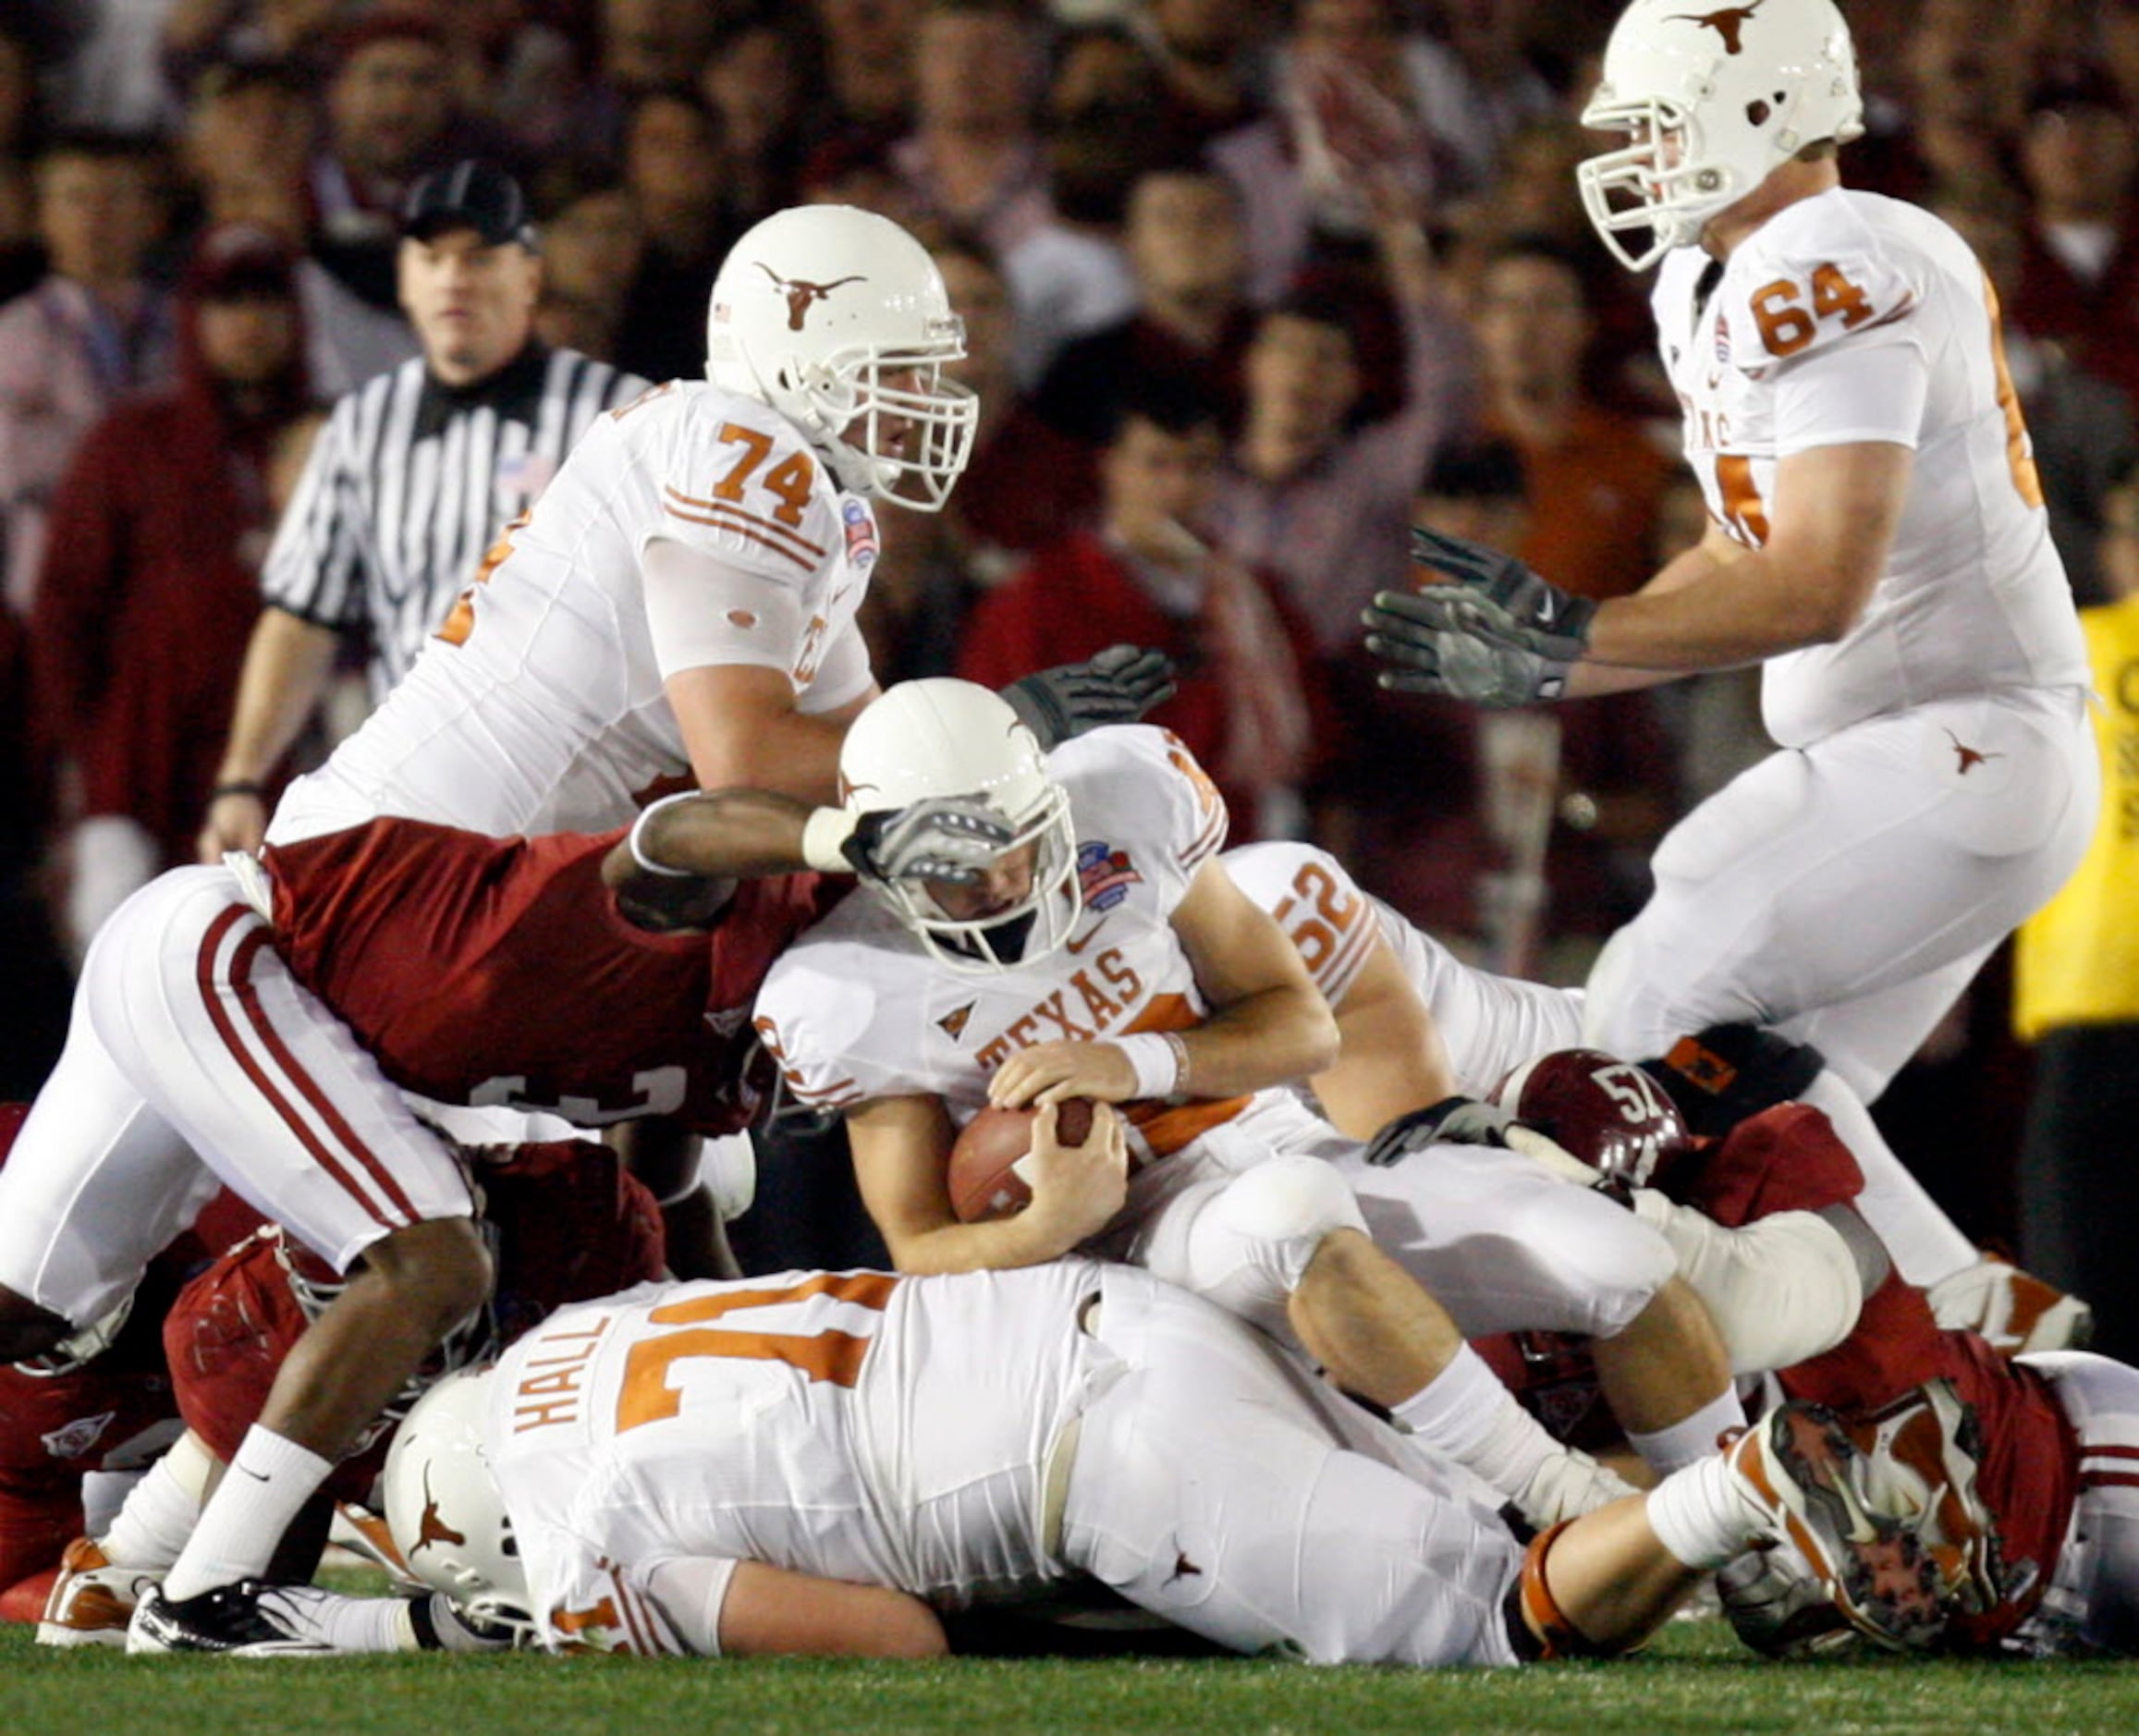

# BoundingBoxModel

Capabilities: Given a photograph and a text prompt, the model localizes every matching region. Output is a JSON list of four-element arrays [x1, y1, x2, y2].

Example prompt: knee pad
[[1510, 1522, 1621, 1660], [1186, 1160, 1367, 1332], [1215, 1157, 1367, 1253]]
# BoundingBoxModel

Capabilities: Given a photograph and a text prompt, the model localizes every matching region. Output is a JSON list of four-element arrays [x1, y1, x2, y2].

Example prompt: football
[[947, 1096, 1095, 1223]]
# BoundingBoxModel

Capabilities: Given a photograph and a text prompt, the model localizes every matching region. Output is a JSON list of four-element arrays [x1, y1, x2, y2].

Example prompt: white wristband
[[800, 807, 859, 873], [1112, 1033, 1180, 1101], [628, 792, 702, 878]]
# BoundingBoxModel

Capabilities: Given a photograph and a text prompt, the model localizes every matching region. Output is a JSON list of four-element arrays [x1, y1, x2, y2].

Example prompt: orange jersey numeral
[[434, 509, 530, 647], [615, 1271, 898, 1432]]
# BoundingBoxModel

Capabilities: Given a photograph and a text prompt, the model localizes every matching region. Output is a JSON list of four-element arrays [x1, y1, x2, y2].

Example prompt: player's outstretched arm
[[1366, 443, 1912, 703], [1575, 443, 1911, 681], [604, 787, 1011, 932]]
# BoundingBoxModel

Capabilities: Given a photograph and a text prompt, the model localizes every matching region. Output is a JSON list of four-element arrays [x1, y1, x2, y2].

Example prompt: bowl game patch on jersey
[[841, 498, 878, 568], [1077, 842, 1141, 911]]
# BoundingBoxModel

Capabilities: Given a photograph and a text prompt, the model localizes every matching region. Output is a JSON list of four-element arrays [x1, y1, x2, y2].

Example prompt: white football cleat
[[1722, 1400, 1950, 1650], [37, 1537, 163, 1648], [1928, 1254, 2092, 1357]]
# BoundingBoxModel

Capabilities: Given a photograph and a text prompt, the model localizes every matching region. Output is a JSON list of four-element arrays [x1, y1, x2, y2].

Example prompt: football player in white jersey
[[751, 680, 1644, 1531], [1222, 839, 1744, 1479], [1361, 0, 2097, 1335], [354, 1264, 1955, 1667], [0, 208, 1163, 1655]]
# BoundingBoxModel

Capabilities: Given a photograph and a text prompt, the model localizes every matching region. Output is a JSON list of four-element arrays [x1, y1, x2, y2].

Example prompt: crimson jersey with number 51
[[1654, 187, 2087, 750]]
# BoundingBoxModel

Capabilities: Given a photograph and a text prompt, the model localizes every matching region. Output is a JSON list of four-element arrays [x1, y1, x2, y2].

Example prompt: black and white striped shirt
[[262, 342, 650, 697]]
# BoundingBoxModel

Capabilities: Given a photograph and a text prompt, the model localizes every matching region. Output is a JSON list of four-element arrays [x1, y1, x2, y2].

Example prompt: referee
[[198, 161, 649, 860]]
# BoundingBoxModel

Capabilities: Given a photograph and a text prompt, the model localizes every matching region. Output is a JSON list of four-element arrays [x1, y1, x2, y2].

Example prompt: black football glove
[[844, 796, 1013, 886], [1363, 1093, 1607, 1188], [1640, 1024, 1827, 1139], [1362, 528, 1596, 706], [1000, 644, 1178, 748]]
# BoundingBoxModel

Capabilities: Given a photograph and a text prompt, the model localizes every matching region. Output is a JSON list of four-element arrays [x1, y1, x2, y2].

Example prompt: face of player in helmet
[[924, 840, 1039, 923], [928, 842, 1034, 923]]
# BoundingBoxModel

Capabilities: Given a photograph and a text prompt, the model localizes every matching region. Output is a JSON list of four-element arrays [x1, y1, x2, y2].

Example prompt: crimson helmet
[[1494, 1047, 1693, 1192]]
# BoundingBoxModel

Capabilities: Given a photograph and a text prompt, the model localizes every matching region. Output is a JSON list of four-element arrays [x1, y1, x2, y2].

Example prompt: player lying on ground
[[1483, 1037, 2133, 1656], [0, 687, 1151, 1656], [327, 1259, 1949, 1666], [747, 679, 1660, 1526]]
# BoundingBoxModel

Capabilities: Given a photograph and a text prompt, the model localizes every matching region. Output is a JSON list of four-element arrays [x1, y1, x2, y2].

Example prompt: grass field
[[10, 1610, 2139, 1735]]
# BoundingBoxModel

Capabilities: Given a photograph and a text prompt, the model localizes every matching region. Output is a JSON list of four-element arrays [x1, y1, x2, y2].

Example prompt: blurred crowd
[[0, 0, 2133, 1327]]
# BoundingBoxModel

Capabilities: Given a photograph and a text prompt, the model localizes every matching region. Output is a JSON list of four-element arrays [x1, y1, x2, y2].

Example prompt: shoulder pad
[[1724, 222, 1922, 372], [1056, 726, 1228, 870], [645, 385, 844, 581], [754, 945, 891, 1111]]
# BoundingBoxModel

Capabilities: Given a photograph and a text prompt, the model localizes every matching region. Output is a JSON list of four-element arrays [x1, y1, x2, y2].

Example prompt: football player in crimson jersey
[[1363, 0, 2096, 1345], [0, 776, 1002, 1657], [1487, 1037, 2134, 1657], [0, 199, 1167, 1652], [34, 1138, 666, 1649], [0, 1103, 267, 1625]]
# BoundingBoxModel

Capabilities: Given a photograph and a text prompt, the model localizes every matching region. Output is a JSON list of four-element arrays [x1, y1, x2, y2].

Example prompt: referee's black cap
[[402, 160, 535, 249]]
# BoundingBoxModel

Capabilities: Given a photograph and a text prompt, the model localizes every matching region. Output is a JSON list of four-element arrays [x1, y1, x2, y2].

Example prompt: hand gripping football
[[947, 1097, 1095, 1223]]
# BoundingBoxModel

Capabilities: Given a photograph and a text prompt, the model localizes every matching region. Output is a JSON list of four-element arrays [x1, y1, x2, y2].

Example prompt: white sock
[[284, 1586, 421, 1652], [1626, 1387, 1746, 1478], [99, 1434, 214, 1570], [1644, 1455, 1768, 1570], [1393, 1341, 1556, 1497], [163, 1425, 333, 1601], [1800, 1070, 1974, 1289]]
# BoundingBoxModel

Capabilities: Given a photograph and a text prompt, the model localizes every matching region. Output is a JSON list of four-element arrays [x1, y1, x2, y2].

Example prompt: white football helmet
[[382, 1367, 535, 1643], [1577, 0, 1863, 271], [704, 204, 979, 511], [837, 679, 1080, 973]]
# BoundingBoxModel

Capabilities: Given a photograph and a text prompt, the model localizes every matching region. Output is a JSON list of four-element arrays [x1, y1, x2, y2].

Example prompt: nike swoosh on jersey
[[1065, 915, 1114, 955]]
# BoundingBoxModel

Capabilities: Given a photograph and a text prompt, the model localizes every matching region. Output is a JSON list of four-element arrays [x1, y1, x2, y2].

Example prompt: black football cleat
[[126, 1580, 341, 1657]]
